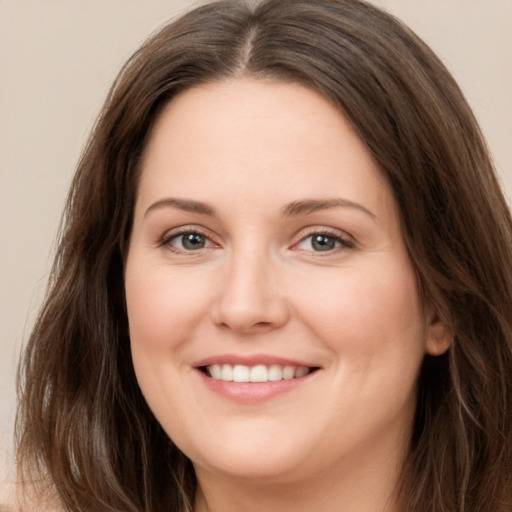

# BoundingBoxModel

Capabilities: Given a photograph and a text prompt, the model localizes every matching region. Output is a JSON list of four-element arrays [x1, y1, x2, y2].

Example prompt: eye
[[162, 230, 215, 252], [295, 232, 354, 253]]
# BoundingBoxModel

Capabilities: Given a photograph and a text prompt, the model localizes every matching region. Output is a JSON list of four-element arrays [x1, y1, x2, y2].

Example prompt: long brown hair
[[16, 1, 512, 510]]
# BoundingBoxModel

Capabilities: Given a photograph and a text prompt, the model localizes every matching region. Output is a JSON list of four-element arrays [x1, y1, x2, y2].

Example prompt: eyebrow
[[145, 198, 217, 218], [144, 196, 376, 220], [281, 198, 376, 220]]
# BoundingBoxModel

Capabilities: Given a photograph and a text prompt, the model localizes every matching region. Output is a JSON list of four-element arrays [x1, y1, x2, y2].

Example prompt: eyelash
[[159, 227, 355, 255], [159, 227, 215, 253], [293, 228, 355, 254]]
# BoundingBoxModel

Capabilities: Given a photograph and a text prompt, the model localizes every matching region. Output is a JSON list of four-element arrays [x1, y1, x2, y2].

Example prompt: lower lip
[[196, 369, 317, 402]]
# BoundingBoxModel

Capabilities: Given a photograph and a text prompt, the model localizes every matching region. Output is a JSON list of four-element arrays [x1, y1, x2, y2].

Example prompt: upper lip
[[193, 354, 319, 368]]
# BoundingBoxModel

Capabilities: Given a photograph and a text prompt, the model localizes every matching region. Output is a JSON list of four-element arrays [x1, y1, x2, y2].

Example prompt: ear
[[425, 313, 452, 356]]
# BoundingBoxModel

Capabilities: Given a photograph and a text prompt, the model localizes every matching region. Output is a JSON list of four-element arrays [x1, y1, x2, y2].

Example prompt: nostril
[[209, 270, 290, 333]]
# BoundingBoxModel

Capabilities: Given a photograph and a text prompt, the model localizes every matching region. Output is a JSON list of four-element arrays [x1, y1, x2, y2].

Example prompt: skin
[[125, 78, 451, 512]]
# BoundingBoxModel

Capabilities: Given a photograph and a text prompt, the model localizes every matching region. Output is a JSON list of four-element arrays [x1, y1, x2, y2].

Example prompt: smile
[[204, 364, 315, 382], [194, 357, 321, 401]]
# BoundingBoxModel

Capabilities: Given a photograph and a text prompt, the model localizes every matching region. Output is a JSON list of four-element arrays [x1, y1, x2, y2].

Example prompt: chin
[[178, 422, 315, 482], [194, 449, 308, 483]]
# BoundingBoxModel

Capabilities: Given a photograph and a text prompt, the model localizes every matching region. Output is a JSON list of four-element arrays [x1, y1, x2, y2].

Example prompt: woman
[[10, 0, 512, 511]]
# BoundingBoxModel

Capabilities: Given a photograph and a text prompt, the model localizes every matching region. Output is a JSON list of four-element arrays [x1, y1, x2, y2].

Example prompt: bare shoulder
[[0, 479, 24, 512], [0, 476, 16, 511], [0, 478, 19, 512], [0, 497, 62, 512], [0, 479, 62, 512]]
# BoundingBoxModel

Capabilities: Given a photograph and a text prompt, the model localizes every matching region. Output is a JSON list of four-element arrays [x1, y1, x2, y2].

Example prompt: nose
[[210, 248, 290, 335]]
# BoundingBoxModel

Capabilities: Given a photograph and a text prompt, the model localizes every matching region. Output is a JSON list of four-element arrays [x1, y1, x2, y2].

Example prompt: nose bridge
[[211, 239, 288, 333]]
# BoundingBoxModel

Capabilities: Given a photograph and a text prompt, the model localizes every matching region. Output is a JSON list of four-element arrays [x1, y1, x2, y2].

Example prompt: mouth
[[193, 357, 321, 401], [199, 363, 319, 383]]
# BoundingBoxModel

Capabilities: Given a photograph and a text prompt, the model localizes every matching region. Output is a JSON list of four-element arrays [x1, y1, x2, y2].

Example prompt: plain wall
[[1, 0, 511, 482]]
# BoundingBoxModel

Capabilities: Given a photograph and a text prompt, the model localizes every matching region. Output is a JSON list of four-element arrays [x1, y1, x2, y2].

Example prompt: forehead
[[136, 78, 395, 225]]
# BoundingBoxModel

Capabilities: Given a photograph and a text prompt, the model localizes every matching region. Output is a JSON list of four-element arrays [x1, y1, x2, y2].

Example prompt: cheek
[[124, 259, 207, 435], [294, 261, 426, 357], [125, 262, 212, 352]]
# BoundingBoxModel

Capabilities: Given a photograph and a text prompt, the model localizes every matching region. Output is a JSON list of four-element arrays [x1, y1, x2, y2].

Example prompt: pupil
[[312, 234, 335, 251], [183, 233, 205, 250]]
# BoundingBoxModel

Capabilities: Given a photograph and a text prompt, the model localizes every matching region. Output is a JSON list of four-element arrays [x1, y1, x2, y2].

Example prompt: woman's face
[[125, 79, 449, 484]]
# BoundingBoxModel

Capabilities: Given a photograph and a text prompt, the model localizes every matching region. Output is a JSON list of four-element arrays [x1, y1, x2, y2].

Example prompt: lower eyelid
[[158, 231, 205, 252], [294, 231, 355, 250], [157, 228, 354, 252]]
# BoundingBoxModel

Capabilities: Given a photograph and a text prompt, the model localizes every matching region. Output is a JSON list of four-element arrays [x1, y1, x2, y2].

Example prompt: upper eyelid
[[157, 224, 355, 248], [159, 225, 217, 247], [293, 234, 354, 251], [159, 231, 220, 256], [160, 224, 212, 238], [293, 225, 355, 244]]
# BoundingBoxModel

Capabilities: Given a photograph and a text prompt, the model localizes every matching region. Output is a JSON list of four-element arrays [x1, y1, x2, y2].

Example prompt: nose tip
[[210, 259, 289, 334]]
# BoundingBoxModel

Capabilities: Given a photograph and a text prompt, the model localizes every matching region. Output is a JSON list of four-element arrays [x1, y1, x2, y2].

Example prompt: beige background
[[1, 0, 511, 481]]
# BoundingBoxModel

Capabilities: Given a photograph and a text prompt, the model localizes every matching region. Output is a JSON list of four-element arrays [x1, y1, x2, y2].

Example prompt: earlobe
[[425, 315, 452, 356]]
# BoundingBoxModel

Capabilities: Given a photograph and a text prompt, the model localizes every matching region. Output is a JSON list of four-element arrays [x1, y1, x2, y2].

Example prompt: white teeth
[[282, 365, 295, 380], [233, 364, 250, 382], [209, 364, 221, 379], [220, 364, 233, 381], [295, 366, 309, 378], [268, 364, 282, 381], [250, 364, 268, 382], [206, 363, 312, 382]]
